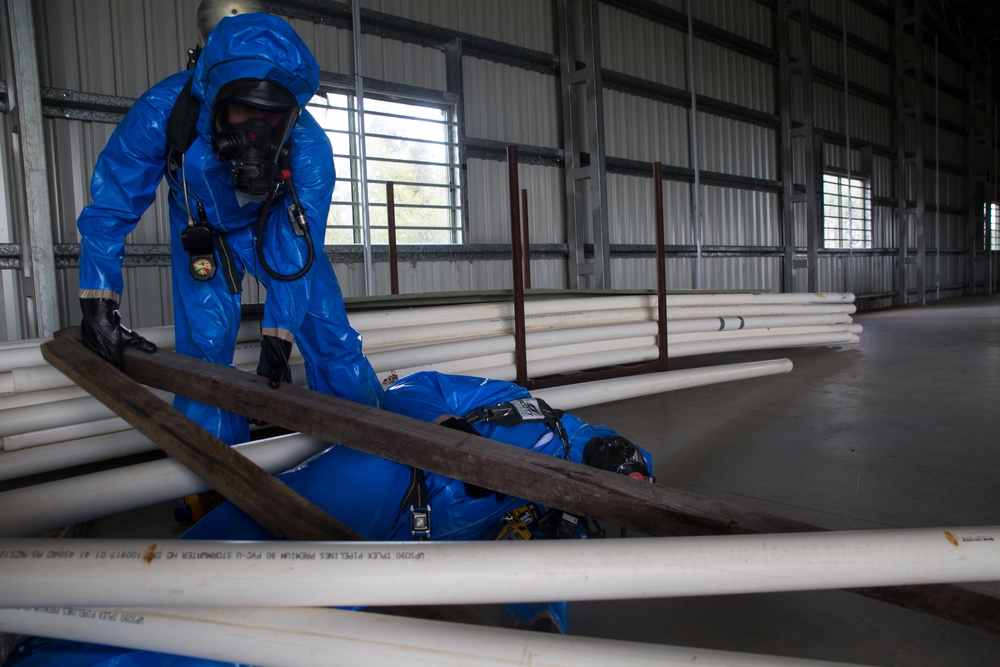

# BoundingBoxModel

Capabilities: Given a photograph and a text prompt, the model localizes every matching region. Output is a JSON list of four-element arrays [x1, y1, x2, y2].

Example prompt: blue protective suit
[[76, 12, 382, 444], [4, 373, 654, 667]]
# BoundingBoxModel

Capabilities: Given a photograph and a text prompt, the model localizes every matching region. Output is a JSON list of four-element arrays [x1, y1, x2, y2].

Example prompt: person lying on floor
[[3, 371, 653, 667]]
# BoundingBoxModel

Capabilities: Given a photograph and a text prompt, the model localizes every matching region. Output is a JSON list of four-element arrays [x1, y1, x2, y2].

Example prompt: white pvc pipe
[[0, 389, 169, 438], [0, 304, 857, 394], [0, 430, 158, 482], [368, 322, 860, 372], [359, 305, 857, 352], [0, 605, 867, 667], [1, 416, 135, 452], [380, 330, 858, 385], [1, 527, 997, 608], [668, 324, 863, 344], [348, 292, 856, 332], [357, 310, 853, 355], [533, 359, 794, 410], [0, 433, 330, 537], [0, 294, 855, 372]]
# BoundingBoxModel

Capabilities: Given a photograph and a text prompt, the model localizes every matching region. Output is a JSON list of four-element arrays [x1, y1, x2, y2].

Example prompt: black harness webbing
[[463, 397, 570, 460]]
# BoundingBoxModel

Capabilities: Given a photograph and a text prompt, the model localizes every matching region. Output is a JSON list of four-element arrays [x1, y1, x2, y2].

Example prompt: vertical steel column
[[507, 147, 528, 386], [520, 189, 532, 290], [653, 162, 668, 371], [558, 0, 610, 289], [776, 0, 818, 293], [444, 38, 469, 243], [684, 0, 703, 290], [351, 0, 374, 296], [386, 183, 398, 295], [6, 0, 58, 338], [894, 0, 926, 306], [964, 69, 991, 295]]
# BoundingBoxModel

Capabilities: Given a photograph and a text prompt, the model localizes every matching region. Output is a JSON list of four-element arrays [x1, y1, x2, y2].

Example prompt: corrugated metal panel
[[464, 59, 560, 147], [295, 20, 448, 92], [599, 3, 687, 88], [700, 185, 781, 247], [607, 176, 692, 246], [4, 0, 990, 341], [812, 31, 894, 96], [603, 90, 689, 164], [676, 256, 780, 292], [37, 0, 198, 96], [692, 0, 772, 46], [813, 0, 892, 48], [333, 256, 569, 296], [364, 0, 557, 53], [694, 40, 775, 113], [464, 158, 565, 246], [696, 114, 776, 180]]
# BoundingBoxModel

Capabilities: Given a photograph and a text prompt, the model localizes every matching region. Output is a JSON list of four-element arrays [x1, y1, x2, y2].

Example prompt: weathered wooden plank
[[118, 337, 812, 537], [112, 339, 1000, 635], [40, 332, 362, 542]]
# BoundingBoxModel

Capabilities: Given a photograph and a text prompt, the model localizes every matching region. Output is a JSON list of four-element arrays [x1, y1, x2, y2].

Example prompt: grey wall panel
[[294, 21, 356, 77], [697, 114, 776, 180], [464, 59, 561, 147], [599, 3, 687, 89], [37, 0, 199, 96], [365, 0, 557, 53], [871, 206, 897, 249], [606, 177, 694, 247], [607, 174, 657, 246], [692, 0, 772, 46], [612, 255, 782, 293], [813, 86, 895, 144], [699, 185, 781, 247], [604, 91, 690, 164], [465, 159, 565, 245], [813, 0, 891, 48], [812, 32, 893, 96], [694, 40, 775, 114], [932, 88, 967, 129], [334, 256, 543, 296], [293, 19, 448, 91]]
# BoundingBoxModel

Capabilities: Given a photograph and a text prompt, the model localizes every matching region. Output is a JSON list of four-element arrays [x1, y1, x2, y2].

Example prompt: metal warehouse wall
[[0, 0, 998, 341]]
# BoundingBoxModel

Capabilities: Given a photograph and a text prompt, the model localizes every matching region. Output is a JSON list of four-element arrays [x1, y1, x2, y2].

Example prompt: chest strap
[[463, 397, 570, 459]]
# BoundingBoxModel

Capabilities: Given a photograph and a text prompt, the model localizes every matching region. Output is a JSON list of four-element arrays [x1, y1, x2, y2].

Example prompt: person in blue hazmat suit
[[75, 8, 383, 445], [3, 372, 654, 667]]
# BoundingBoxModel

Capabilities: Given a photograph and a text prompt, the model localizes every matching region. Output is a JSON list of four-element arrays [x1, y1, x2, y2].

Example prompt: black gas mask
[[583, 436, 654, 482], [212, 78, 299, 196]]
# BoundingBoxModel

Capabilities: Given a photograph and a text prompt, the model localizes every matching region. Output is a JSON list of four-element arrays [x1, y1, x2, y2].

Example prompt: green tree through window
[[309, 92, 462, 245]]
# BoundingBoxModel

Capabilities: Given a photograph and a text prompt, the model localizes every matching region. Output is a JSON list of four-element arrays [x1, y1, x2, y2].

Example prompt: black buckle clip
[[410, 504, 431, 540]]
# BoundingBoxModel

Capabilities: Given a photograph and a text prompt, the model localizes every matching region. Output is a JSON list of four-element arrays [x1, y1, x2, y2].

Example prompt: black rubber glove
[[257, 334, 292, 389], [80, 298, 157, 369]]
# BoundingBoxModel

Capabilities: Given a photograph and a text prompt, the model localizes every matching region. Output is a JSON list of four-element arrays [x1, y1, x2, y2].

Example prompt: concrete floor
[[7, 294, 998, 666], [568, 293, 1000, 666]]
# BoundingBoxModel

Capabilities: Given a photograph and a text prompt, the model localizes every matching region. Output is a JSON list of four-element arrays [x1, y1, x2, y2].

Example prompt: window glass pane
[[822, 173, 872, 249], [986, 202, 1000, 251], [311, 92, 461, 245]]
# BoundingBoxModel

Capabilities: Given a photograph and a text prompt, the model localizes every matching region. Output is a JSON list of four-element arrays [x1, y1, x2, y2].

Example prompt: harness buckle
[[409, 504, 431, 540]]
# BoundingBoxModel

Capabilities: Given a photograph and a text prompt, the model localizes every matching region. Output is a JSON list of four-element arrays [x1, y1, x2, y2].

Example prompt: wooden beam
[[71, 334, 1000, 635], [40, 332, 361, 542], [120, 336, 815, 539], [40, 330, 496, 627]]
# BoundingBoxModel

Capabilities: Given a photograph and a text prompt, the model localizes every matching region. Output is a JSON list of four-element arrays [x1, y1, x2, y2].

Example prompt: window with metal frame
[[986, 201, 999, 251], [309, 91, 462, 245], [822, 172, 872, 249]]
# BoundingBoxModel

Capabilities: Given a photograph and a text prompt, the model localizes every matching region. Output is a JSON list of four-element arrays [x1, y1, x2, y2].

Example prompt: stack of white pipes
[[1, 525, 998, 667], [0, 292, 858, 482]]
